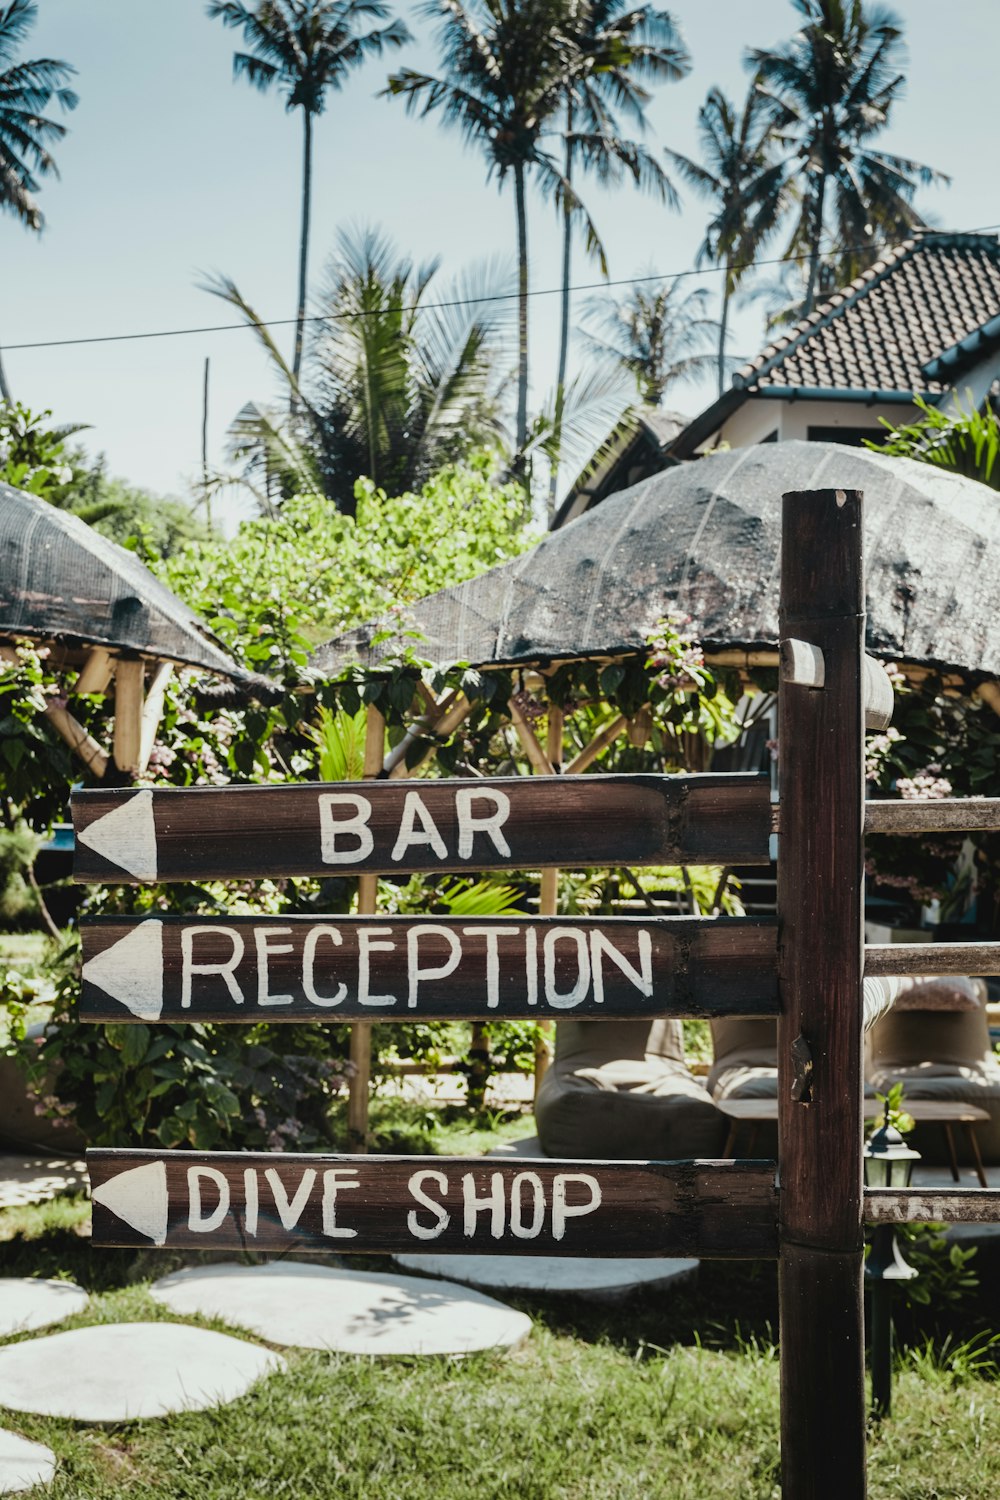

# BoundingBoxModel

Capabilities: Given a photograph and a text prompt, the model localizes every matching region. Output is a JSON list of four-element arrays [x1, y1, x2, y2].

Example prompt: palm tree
[[749, 0, 944, 317], [385, 0, 607, 457], [0, 0, 77, 404], [548, 2, 689, 514], [204, 225, 513, 514], [580, 276, 721, 405], [207, 1, 410, 382], [666, 86, 788, 397]]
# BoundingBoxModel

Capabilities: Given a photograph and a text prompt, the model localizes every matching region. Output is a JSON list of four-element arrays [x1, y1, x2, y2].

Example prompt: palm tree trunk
[[547, 110, 573, 523], [718, 259, 732, 399], [0, 341, 12, 407], [292, 105, 314, 387], [804, 169, 827, 317], [514, 161, 529, 458]]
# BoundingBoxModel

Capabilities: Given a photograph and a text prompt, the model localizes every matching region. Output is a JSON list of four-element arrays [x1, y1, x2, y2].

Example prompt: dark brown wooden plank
[[777, 488, 867, 1498], [865, 942, 1000, 978], [866, 798, 1000, 834], [80, 914, 779, 1023], [70, 773, 772, 884], [779, 1243, 867, 1496], [865, 1188, 1000, 1224], [88, 1151, 779, 1258]]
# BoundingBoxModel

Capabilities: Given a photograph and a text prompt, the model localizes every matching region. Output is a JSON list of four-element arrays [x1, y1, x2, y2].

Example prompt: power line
[[6, 223, 1000, 355]]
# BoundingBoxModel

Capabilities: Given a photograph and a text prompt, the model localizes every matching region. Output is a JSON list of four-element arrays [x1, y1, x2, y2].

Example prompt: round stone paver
[[0, 1431, 55, 1494], [0, 1322, 284, 1423], [151, 1262, 531, 1356], [0, 1279, 88, 1338], [395, 1253, 699, 1301]]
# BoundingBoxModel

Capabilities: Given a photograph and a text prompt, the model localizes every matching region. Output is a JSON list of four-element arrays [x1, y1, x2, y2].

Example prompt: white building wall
[[696, 397, 919, 454]]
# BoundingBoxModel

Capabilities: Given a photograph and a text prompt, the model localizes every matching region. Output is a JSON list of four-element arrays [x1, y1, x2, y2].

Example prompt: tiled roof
[[735, 232, 1000, 395]]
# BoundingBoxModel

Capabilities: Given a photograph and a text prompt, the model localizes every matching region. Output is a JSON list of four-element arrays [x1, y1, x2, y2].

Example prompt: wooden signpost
[[80, 913, 778, 1023], [88, 1151, 778, 1258], [71, 772, 771, 883], [73, 487, 1000, 1499]]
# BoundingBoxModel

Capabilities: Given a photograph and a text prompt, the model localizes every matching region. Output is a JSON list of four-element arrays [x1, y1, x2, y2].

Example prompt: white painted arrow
[[83, 921, 163, 1020], [91, 1160, 168, 1246], [77, 789, 157, 882]]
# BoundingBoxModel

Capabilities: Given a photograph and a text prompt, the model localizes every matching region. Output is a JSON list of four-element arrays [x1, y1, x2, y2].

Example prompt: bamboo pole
[[138, 663, 174, 775], [508, 698, 556, 775], [565, 714, 628, 775], [346, 705, 386, 1152], [386, 693, 470, 779], [112, 660, 145, 775], [43, 704, 109, 777], [72, 647, 114, 697]]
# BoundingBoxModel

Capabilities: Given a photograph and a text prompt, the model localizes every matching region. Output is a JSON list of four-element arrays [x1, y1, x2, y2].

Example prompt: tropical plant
[[666, 85, 789, 396], [204, 227, 514, 513], [579, 276, 721, 404], [0, 0, 77, 403], [0, 403, 204, 551], [749, 0, 944, 316], [386, 0, 611, 456], [548, 2, 689, 513], [207, 0, 410, 382], [866, 392, 1000, 491]]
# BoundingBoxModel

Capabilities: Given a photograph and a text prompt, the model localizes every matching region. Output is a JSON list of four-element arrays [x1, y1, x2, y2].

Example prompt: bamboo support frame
[[43, 704, 109, 778], [565, 715, 628, 775], [72, 647, 114, 697], [112, 659, 145, 775], [138, 663, 174, 775]]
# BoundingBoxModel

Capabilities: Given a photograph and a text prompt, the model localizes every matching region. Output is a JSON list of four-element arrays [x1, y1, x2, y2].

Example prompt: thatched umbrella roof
[[311, 442, 1000, 680], [0, 483, 240, 677]]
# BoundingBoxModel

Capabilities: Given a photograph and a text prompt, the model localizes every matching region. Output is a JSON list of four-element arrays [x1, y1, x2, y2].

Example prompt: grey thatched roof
[[311, 441, 1000, 680], [0, 483, 241, 677]]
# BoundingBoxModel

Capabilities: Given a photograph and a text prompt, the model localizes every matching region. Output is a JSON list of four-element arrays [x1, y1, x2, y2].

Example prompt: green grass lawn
[[0, 1187, 998, 1499]]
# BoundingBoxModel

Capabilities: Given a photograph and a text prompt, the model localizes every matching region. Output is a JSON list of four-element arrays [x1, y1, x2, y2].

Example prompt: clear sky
[[4, 1, 996, 524]]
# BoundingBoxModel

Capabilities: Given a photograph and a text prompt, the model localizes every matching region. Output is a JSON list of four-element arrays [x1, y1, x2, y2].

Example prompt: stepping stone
[[0, 1279, 88, 1337], [0, 1322, 284, 1423], [0, 1156, 87, 1210], [0, 1430, 55, 1493], [151, 1262, 531, 1357], [395, 1252, 699, 1302]]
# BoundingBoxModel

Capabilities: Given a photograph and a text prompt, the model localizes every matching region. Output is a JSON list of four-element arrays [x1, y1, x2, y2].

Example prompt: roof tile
[[737, 233, 1000, 393]]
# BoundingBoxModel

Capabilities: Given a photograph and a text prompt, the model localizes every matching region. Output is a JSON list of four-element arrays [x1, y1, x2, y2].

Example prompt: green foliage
[[866, 391, 1000, 490], [865, 668, 1000, 925], [5, 936, 349, 1151], [163, 451, 535, 654], [0, 640, 80, 830], [310, 704, 370, 782], [0, 823, 43, 925], [749, 0, 944, 314], [894, 1223, 980, 1314], [0, 403, 76, 499], [0, 403, 204, 550], [205, 227, 513, 514], [868, 1081, 915, 1137], [0, 1, 77, 236]]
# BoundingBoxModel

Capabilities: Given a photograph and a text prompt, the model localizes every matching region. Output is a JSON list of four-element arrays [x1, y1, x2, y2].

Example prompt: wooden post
[[535, 705, 564, 1092], [777, 489, 867, 1498], [347, 705, 385, 1152]]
